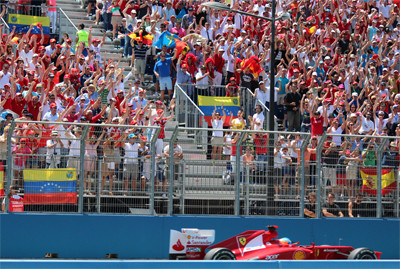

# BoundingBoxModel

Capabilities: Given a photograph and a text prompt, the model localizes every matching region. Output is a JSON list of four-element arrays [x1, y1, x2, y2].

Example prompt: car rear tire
[[204, 248, 236, 260], [348, 248, 377, 260]]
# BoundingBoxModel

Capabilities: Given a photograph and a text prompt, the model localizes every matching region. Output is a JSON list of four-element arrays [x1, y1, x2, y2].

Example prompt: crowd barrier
[[1, 121, 399, 218]]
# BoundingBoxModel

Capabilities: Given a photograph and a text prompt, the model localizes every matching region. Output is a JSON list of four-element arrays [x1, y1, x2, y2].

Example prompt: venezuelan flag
[[8, 14, 50, 42], [198, 95, 241, 127], [360, 167, 396, 195], [23, 168, 77, 205], [154, 31, 179, 49]]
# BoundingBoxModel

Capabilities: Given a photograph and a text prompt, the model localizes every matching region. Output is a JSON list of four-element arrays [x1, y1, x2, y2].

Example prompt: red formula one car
[[169, 226, 381, 260]]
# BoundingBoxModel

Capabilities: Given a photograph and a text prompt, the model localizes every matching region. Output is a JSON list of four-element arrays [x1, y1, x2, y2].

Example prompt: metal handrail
[[176, 84, 205, 116], [58, 7, 79, 33]]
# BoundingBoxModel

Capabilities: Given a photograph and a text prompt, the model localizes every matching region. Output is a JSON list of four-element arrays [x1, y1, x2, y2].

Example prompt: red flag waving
[[241, 56, 263, 78]]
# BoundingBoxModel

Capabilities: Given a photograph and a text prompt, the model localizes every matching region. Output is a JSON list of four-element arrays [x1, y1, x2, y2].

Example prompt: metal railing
[[1, 121, 399, 218], [0, 4, 78, 44]]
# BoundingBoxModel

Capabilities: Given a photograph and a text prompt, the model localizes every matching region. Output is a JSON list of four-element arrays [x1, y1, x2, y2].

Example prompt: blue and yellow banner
[[8, 13, 50, 38], [24, 168, 77, 204], [154, 31, 179, 49], [198, 95, 241, 127]]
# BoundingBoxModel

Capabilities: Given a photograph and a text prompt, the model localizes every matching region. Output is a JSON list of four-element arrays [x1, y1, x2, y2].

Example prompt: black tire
[[204, 248, 236, 260], [348, 248, 377, 260]]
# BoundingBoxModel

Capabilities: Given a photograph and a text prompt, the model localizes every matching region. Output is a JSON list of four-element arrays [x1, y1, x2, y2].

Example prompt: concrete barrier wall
[[0, 260, 399, 269], [1, 214, 399, 259]]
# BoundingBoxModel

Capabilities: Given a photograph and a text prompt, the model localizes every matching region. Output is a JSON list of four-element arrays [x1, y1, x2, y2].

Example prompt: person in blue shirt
[[174, 51, 193, 100], [154, 51, 176, 103]]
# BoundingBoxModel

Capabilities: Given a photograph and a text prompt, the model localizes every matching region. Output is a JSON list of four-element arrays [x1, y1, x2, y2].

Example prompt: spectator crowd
[[0, 0, 400, 203]]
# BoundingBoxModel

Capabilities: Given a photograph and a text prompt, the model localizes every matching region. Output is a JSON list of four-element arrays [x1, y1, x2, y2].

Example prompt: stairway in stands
[[57, 1, 211, 183], [57, 0, 156, 92]]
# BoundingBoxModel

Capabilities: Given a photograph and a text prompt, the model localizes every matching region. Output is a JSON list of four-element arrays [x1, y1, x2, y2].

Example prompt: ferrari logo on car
[[239, 237, 246, 246]]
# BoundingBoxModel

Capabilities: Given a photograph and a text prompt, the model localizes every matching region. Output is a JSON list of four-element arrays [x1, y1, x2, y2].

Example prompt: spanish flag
[[241, 56, 263, 78], [360, 167, 396, 195], [127, 30, 153, 45], [175, 39, 189, 56], [198, 96, 241, 127], [24, 168, 77, 204]]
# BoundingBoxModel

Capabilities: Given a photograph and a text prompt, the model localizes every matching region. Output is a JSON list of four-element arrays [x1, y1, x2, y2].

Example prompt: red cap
[[50, 38, 56, 43], [130, 120, 138, 125], [293, 61, 299, 65], [64, 74, 70, 79], [66, 38, 72, 43], [92, 38, 100, 42], [339, 101, 345, 106], [56, 44, 62, 48], [230, 77, 236, 81], [155, 100, 163, 105], [372, 54, 379, 59], [382, 94, 387, 98], [323, 98, 331, 103], [181, 64, 188, 69], [139, 111, 144, 115], [311, 136, 318, 140], [20, 138, 29, 143], [2, 34, 7, 38], [163, 21, 169, 25], [117, 90, 124, 94], [138, 89, 145, 93], [39, 46, 45, 50], [50, 103, 57, 108], [141, 136, 148, 142]]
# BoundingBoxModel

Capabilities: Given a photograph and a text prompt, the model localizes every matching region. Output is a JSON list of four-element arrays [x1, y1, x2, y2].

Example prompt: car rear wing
[[169, 228, 215, 260]]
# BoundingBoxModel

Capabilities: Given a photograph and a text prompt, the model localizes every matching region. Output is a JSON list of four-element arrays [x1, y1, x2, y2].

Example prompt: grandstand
[[0, 0, 399, 219]]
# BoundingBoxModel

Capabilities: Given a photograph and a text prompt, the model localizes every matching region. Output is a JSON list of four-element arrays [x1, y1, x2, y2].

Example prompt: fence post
[[315, 133, 327, 218], [96, 158, 102, 213], [168, 126, 179, 215], [150, 127, 161, 215], [4, 120, 17, 213], [78, 125, 89, 213], [235, 131, 246, 216], [180, 159, 186, 215], [376, 138, 386, 218], [299, 134, 311, 217], [245, 165, 250, 216]]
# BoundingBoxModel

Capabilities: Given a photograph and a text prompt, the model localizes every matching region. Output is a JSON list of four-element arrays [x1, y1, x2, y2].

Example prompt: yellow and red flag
[[127, 30, 153, 45], [360, 167, 396, 195], [241, 56, 263, 78]]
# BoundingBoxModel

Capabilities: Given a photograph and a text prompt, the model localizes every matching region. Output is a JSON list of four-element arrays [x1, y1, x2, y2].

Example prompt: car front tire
[[204, 248, 236, 260], [347, 248, 377, 260]]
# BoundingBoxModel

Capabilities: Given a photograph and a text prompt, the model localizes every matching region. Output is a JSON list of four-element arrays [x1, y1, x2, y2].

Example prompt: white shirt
[[0, 71, 10, 89], [252, 112, 265, 131], [255, 88, 268, 106], [69, 134, 80, 156], [195, 71, 209, 89], [20, 50, 34, 65], [124, 142, 139, 163], [328, 126, 343, 146], [212, 119, 224, 137], [360, 116, 374, 134]]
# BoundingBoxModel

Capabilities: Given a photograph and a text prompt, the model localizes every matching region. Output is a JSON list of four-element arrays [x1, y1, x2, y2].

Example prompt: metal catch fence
[[1, 121, 399, 218]]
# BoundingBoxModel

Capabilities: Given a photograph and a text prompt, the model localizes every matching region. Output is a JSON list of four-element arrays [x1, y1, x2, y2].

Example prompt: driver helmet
[[279, 237, 292, 245]]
